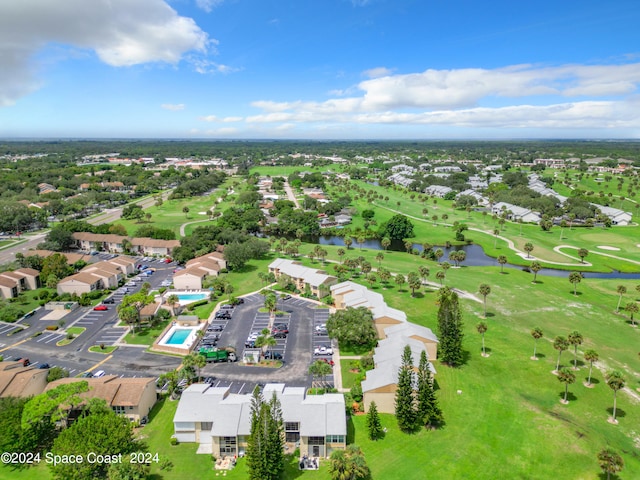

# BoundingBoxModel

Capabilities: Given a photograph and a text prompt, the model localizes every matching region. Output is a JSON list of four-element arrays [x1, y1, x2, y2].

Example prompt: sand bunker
[[198, 211, 207, 215], [597, 245, 620, 251]]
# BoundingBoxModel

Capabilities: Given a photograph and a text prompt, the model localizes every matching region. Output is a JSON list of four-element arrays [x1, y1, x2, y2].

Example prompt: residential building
[[72, 232, 127, 253], [329, 281, 439, 414], [0, 361, 48, 398], [173, 383, 346, 458], [26, 250, 90, 265], [591, 204, 632, 225], [455, 189, 488, 206], [424, 185, 453, 197], [46, 376, 157, 422], [57, 272, 103, 295], [14, 268, 41, 290], [173, 252, 227, 290], [268, 259, 337, 298], [0, 276, 19, 299], [130, 238, 181, 257], [492, 202, 541, 224], [330, 281, 406, 337]]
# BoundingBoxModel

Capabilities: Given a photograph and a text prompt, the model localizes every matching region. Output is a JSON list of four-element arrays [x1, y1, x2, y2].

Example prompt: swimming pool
[[165, 328, 192, 345], [177, 293, 208, 302]]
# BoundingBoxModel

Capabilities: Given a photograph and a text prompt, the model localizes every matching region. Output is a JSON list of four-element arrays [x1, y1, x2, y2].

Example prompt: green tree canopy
[[378, 214, 415, 240], [326, 307, 378, 349]]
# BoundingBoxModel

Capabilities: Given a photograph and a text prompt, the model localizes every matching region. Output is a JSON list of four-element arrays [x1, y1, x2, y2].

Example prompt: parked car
[[318, 358, 335, 367], [315, 324, 328, 335], [93, 305, 108, 311], [207, 325, 224, 332], [163, 258, 173, 263], [103, 298, 114, 304], [314, 345, 333, 356], [215, 312, 231, 320], [38, 363, 50, 369], [281, 294, 292, 301], [23, 310, 36, 318], [220, 304, 234, 310], [264, 351, 283, 360], [245, 340, 256, 348], [80, 372, 93, 378], [204, 376, 216, 384], [21, 358, 30, 367], [271, 326, 289, 337], [93, 370, 106, 378]]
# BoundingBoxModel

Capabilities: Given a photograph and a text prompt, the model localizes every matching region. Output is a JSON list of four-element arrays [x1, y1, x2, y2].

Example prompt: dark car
[[23, 310, 36, 318], [233, 298, 245, 305], [271, 327, 289, 338], [103, 297, 114, 304], [204, 377, 216, 384], [245, 340, 256, 348], [207, 325, 224, 332], [38, 363, 50, 369], [264, 351, 283, 360], [215, 312, 231, 320], [220, 304, 234, 310], [281, 294, 292, 300], [21, 358, 30, 367]]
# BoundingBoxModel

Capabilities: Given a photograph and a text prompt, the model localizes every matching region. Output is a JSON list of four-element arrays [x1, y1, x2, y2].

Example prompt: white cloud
[[245, 62, 640, 131], [199, 115, 218, 122], [195, 0, 224, 13], [223, 116, 243, 122], [161, 103, 185, 111], [0, 0, 209, 106], [190, 58, 240, 74], [362, 67, 393, 79], [205, 127, 238, 136]]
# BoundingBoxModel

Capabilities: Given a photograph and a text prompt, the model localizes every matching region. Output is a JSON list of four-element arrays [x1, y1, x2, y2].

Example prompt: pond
[[303, 235, 640, 279]]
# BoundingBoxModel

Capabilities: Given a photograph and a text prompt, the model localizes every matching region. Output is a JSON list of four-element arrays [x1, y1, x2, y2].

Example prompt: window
[[286, 432, 300, 442], [307, 436, 325, 446], [220, 436, 237, 455], [201, 422, 213, 431], [285, 422, 300, 432], [326, 435, 345, 444], [112, 406, 126, 414]]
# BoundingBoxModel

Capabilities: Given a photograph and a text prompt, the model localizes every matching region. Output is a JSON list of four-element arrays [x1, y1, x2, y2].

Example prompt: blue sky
[[1, 0, 639, 139]]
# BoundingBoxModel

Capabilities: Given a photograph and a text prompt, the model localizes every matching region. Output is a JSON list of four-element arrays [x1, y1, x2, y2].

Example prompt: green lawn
[[189, 301, 216, 320], [121, 320, 170, 346], [340, 359, 364, 390]]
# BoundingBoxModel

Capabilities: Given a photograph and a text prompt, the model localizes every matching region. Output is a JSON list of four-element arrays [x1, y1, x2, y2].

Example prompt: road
[[283, 181, 301, 209]]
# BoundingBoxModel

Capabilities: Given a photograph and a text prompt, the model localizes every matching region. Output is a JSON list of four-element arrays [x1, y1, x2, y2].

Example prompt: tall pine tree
[[394, 345, 418, 432], [366, 401, 383, 440], [437, 288, 464, 366], [246, 388, 285, 480], [416, 350, 443, 427]]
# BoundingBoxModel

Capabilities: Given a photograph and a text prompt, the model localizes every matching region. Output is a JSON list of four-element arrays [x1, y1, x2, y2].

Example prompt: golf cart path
[[373, 203, 640, 267]]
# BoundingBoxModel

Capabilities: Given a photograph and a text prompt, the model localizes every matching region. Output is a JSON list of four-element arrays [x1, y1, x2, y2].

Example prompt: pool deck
[[150, 321, 205, 356]]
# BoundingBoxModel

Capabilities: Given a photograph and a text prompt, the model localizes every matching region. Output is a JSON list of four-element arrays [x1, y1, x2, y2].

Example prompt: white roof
[[268, 258, 336, 288], [173, 383, 345, 438], [384, 322, 439, 343]]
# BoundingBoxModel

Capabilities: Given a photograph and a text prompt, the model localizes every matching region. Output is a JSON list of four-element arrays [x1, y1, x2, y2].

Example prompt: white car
[[314, 324, 327, 334], [93, 370, 106, 378], [314, 345, 333, 356]]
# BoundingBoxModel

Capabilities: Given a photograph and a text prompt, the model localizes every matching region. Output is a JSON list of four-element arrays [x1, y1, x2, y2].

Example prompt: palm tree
[[337, 248, 346, 263], [295, 228, 304, 241], [606, 370, 625, 423], [256, 329, 277, 358], [435, 270, 445, 286], [357, 236, 365, 250], [344, 236, 353, 250], [264, 293, 277, 318], [418, 266, 429, 284], [562, 330, 583, 373], [394, 273, 406, 290], [553, 335, 569, 372], [615, 285, 627, 312], [530, 261, 542, 283], [166, 294, 179, 317], [404, 240, 413, 253], [568, 271, 582, 296], [182, 206, 190, 218], [434, 248, 444, 263], [530, 327, 543, 360], [478, 283, 491, 317], [624, 301, 638, 326], [375, 252, 384, 267], [598, 448, 624, 480], [497, 255, 507, 273], [381, 237, 391, 251], [584, 349, 598, 386], [523, 242, 534, 258], [476, 322, 488, 356], [493, 229, 500, 248], [557, 367, 576, 404]]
